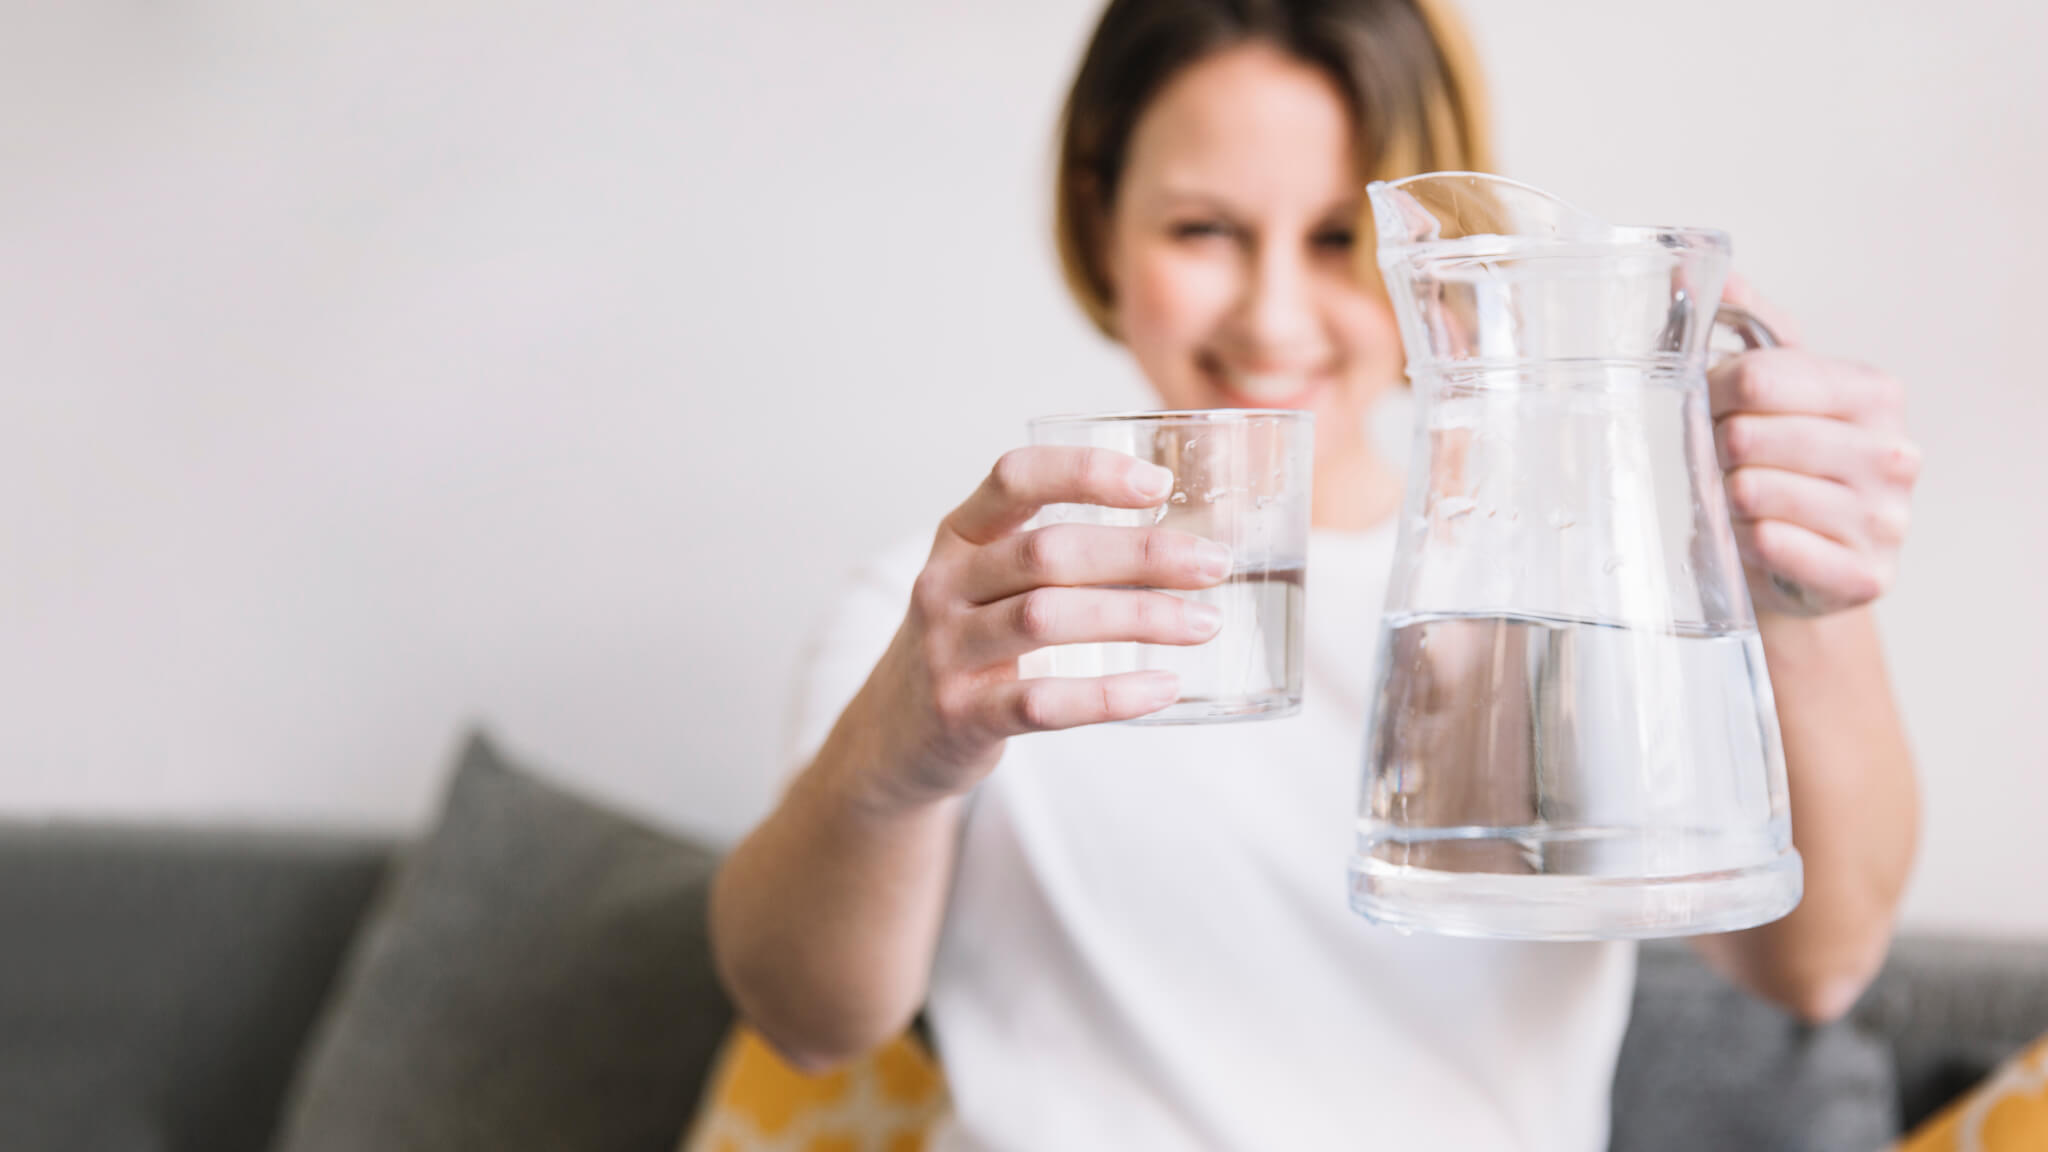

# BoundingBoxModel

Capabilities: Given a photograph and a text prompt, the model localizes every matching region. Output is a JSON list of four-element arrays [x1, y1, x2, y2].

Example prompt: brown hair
[[1053, 0, 1493, 337]]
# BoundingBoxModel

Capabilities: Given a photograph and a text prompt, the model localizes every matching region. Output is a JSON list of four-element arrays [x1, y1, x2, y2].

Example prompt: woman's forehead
[[1120, 45, 1361, 214]]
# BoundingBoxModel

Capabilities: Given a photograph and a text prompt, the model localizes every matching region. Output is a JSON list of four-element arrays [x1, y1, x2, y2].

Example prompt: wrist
[[810, 685, 973, 825], [1754, 604, 1879, 671]]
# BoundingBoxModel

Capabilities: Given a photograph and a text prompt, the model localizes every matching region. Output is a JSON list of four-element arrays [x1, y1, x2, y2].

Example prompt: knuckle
[[1074, 447, 1119, 494], [1870, 500, 1912, 546], [908, 566, 951, 621], [1015, 588, 1060, 642], [1015, 526, 1061, 581], [1725, 470, 1765, 517], [1014, 683, 1060, 732], [1720, 416, 1761, 464], [1733, 359, 1780, 411], [1140, 527, 1173, 571], [1748, 517, 1788, 558], [989, 449, 1031, 500], [1126, 592, 1164, 635], [1883, 439, 1924, 484], [930, 678, 976, 729]]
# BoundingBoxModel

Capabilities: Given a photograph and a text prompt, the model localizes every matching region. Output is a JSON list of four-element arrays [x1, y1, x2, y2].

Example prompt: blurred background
[[2, 0, 2041, 933]]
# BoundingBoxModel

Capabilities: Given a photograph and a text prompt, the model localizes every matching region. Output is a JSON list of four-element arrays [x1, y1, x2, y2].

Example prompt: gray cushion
[[0, 824, 390, 1152], [1611, 941, 1899, 1152], [274, 731, 731, 1152], [1852, 935, 2048, 1130]]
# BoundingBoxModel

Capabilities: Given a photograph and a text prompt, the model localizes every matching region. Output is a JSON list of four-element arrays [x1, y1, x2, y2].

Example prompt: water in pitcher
[[1354, 611, 1793, 930], [1027, 565, 1304, 719]]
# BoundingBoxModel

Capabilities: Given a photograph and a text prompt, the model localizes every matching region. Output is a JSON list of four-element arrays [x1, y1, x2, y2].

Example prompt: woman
[[711, 0, 1920, 1147]]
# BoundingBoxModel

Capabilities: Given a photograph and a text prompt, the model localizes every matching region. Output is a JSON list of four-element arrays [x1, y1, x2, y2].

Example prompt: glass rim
[[1028, 408, 1316, 429]]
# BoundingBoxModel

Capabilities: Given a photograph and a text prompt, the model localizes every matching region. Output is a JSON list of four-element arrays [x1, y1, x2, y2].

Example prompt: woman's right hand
[[855, 445, 1233, 808]]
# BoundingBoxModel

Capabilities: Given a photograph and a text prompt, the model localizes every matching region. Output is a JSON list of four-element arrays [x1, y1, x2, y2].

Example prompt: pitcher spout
[[1367, 171, 1734, 369]]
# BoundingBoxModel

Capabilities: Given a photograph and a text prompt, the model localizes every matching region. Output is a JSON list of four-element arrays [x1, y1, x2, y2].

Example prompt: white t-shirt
[[787, 525, 1634, 1152]]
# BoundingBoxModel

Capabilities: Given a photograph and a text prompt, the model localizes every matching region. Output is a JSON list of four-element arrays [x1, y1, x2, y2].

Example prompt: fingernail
[[1185, 600, 1223, 635], [1137, 671, 1180, 708], [1193, 540, 1232, 580], [1132, 463, 1174, 500]]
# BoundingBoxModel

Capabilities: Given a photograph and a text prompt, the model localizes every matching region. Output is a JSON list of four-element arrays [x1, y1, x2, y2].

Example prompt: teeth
[[1235, 374, 1305, 395]]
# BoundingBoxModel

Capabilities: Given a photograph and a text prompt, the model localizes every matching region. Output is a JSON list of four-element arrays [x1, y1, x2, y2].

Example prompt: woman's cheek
[[1129, 246, 1235, 341]]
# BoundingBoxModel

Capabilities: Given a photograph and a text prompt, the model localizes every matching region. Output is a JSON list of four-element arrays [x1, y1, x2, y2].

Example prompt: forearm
[[709, 676, 965, 1071], [1691, 605, 1919, 1021]]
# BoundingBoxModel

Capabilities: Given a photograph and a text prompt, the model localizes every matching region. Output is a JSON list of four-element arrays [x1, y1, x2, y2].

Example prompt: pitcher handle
[[1714, 304, 1780, 351], [1712, 302, 1824, 612]]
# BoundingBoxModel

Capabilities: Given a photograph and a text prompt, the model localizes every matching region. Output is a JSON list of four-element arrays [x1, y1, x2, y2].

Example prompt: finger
[[1723, 466, 1865, 550], [945, 447, 1173, 547], [984, 670, 1182, 734], [957, 523, 1231, 604], [1733, 519, 1886, 612], [954, 586, 1222, 666], [1709, 348, 1903, 428], [1715, 413, 1922, 489]]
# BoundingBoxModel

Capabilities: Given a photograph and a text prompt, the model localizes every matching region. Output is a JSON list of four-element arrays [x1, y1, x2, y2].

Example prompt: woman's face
[[1103, 43, 1404, 513]]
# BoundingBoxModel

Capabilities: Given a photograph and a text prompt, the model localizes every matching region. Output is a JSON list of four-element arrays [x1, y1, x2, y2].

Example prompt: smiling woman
[[707, 0, 1921, 1148]]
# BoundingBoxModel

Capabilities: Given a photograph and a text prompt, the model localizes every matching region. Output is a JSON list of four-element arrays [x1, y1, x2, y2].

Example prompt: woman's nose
[[1234, 243, 1318, 359]]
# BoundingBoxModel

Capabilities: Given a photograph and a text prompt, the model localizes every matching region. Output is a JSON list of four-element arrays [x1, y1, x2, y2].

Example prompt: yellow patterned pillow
[[1896, 1032, 2048, 1152], [680, 1025, 947, 1152]]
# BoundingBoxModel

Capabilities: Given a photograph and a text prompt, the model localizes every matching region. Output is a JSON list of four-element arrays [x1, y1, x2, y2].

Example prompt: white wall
[[3, 0, 2042, 933]]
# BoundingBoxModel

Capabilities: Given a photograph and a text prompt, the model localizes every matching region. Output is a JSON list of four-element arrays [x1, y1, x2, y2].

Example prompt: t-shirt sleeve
[[781, 536, 929, 783]]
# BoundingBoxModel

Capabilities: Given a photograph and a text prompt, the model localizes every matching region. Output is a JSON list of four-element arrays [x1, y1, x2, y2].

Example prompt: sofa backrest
[[7, 823, 2047, 1152], [0, 824, 393, 1152]]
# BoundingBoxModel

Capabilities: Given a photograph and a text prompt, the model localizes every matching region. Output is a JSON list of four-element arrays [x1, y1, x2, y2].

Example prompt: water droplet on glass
[[1170, 490, 1188, 504]]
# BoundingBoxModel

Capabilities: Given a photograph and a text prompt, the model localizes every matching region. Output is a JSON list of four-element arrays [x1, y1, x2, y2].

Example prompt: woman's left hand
[[1709, 280, 1922, 617]]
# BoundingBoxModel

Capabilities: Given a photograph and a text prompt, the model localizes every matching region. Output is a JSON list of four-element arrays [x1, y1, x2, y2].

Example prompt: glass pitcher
[[1349, 172, 1803, 940]]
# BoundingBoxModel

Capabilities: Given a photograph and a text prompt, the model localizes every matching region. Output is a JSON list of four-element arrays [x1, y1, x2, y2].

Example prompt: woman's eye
[[1170, 220, 1233, 241], [1313, 227, 1357, 251]]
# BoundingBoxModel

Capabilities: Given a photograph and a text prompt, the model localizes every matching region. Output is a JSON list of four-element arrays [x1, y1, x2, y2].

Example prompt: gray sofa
[[4, 742, 2045, 1151]]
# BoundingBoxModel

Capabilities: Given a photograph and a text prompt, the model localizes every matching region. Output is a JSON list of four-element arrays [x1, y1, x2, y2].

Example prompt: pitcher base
[[1347, 850, 1802, 941]]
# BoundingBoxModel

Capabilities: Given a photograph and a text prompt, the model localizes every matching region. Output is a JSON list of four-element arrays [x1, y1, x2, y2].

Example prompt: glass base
[[1346, 849, 1803, 941], [1124, 692, 1301, 726]]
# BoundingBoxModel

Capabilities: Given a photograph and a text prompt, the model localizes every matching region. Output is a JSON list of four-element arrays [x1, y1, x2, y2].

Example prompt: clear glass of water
[[1021, 410, 1314, 724]]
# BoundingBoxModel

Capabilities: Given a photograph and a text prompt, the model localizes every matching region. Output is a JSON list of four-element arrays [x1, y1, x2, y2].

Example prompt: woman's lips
[[1216, 378, 1324, 409]]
